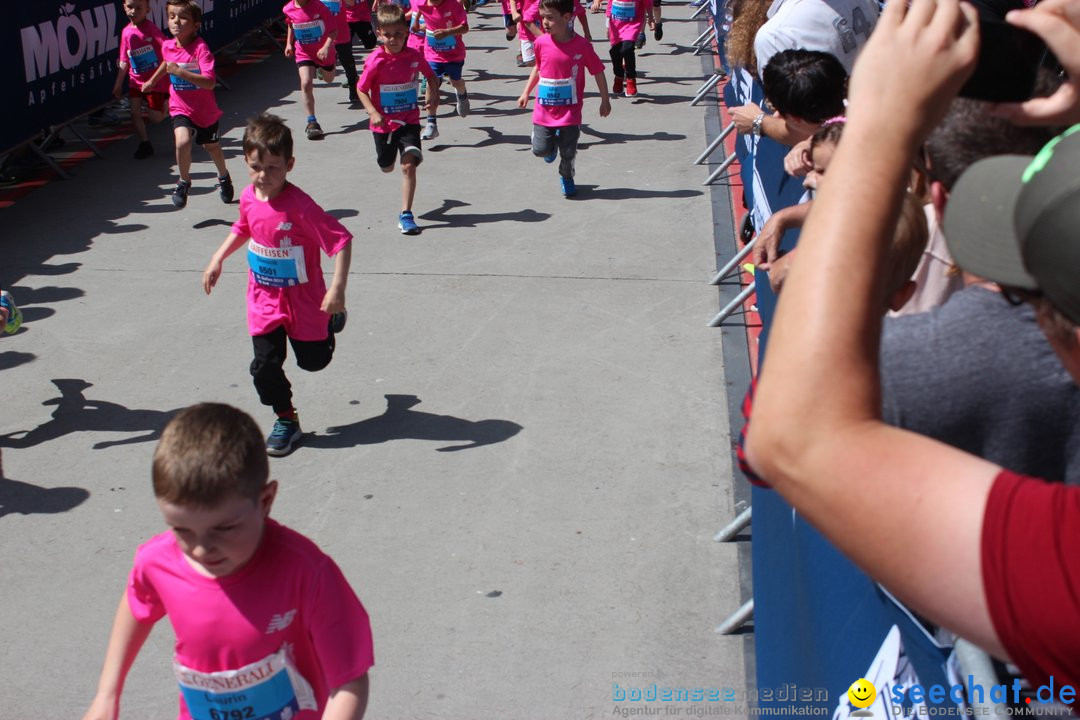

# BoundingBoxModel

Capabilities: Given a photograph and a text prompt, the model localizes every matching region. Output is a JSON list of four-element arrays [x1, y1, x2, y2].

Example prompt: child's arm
[[113, 61, 129, 99], [285, 25, 295, 57], [356, 89, 384, 128], [432, 20, 469, 38], [517, 64, 540, 108], [592, 69, 611, 117], [165, 61, 216, 90], [317, 26, 335, 61], [321, 239, 352, 314], [203, 232, 248, 295], [82, 594, 155, 720], [140, 62, 168, 93], [322, 675, 369, 720]]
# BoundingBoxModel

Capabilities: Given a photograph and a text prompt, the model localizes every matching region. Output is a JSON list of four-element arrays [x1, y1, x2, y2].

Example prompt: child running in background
[[591, 0, 653, 97], [517, 0, 610, 197], [81, 403, 373, 720], [344, 0, 379, 102], [283, 0, 338, 139], [112, 0, 169, 159], [142, 0, 232, 209], [511, 0, 541, 67], [356, 4, 437, 235], [414, 0, 470, 140], [322, 0, 357, 104], [203, 114, 352, 456]]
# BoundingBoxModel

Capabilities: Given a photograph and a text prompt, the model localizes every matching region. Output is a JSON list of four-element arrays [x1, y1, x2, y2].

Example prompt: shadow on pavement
[[306, 394, 522, 452], [0, 378, 181, 451], [419, 199, 550, 229]]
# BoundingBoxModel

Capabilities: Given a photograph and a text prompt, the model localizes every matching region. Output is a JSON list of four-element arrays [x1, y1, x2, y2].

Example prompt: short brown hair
[[152, 404, 268, 507], [376, 3, 407, 29], [243, 113, 293, 161], [167, 0, 203, 25]]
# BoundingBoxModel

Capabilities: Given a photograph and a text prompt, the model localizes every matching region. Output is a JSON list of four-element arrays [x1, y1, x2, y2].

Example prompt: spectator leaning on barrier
[[753, 0, 878, 79], [744, 0, 1080, 707], [731, 49, 847, 147]]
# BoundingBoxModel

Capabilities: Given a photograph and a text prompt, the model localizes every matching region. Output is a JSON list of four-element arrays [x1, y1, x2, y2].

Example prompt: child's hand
[[165, 61, 182, 76], [285, 44, 295, 58], [317, 45, 330, 61], [590, 0, 602, 13], [510, 11, 522, 23], [432, 28, 449, 38], [140, 80, 155, 93], [516, 93, 530, 109], [783, 139, 812, 177], [368, 110, 385, 128], [599, 97, 611, 117], [321, 287, 346, 315], [203, 259, 223, 295]]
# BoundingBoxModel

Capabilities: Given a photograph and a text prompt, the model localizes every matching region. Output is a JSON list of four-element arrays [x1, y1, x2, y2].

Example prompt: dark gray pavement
[[0, 6, 748, 718]]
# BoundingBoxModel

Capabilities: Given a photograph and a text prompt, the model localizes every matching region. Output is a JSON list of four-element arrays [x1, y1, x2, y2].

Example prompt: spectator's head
[[725, 0, 773, 76], [803, 117, 845, 192], [944, 127, 1080, 373], [762, 49, 847, 133]]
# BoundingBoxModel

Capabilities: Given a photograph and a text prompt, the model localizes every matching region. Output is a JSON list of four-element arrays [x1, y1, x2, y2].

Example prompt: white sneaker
[[456, 93, 470, 118], [421, 120, 439, 140]]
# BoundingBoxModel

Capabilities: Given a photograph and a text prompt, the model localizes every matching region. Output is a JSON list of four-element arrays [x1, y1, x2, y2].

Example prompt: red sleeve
[[305, 557, 375, 690], [981, 470, 1080, 711]]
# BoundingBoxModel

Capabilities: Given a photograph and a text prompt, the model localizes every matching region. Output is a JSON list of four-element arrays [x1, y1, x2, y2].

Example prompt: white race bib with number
[[175, 647, 317, 720], [247, 241, 308, 288]]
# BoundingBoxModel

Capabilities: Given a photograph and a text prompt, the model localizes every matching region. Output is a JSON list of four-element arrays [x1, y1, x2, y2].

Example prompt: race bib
[[247, 241, 309, 288], [169, 62, 200, 91], [537, 76, 574, 106], [610, 0, 636, 20], [380, 81, 418, 113], [128, 44, 159, 74], [175, 647, 317, 720], [293, 19, 324, 44], [323, 0, 342, 13], [426, 30, 457, 52]]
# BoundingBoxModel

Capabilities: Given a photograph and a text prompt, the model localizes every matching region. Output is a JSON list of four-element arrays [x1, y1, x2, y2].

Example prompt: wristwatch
[[751, 112, 765, 138]]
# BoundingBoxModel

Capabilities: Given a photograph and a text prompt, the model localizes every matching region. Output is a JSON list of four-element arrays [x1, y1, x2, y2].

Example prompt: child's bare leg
[[204, 142, 230, 178], [299, 65, 317, 117], [450, 78, 466, 95], [174, 126, 194, 182], [401, 155, 418, 212], [426, 77, 441, 117], [130, 95, 149, 142], [148, 105, 167, 124]]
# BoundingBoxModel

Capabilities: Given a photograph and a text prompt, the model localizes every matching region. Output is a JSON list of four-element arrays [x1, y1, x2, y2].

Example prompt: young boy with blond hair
[[283, 0, 338, 139], [203, 113, 352, 456], [82, 403, 373, 720], [112, 0, 169, 159], [356, 4, 437, 234]]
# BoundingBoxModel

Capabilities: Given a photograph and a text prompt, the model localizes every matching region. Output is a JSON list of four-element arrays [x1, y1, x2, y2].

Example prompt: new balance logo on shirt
[[266, 609, 298, 634]]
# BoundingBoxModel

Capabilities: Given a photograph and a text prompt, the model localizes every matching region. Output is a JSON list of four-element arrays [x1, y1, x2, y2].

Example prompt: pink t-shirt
[[345, 0, 372, 23], [531, 33, 605, 127], [319, 0, 350, 42], [356, 46, 435, 131], [120, 19, 169, 91], [414, 0, 468, 64], [230, 184, 352, 340], [284, 0, 338, 65], [127, 519, 375, 720], [606, 0, 652, 42], [161, 37, 223, 128]]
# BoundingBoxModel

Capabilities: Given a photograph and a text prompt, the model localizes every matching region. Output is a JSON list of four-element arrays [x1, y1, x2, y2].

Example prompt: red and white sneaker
[[625, 78, 638, 97]]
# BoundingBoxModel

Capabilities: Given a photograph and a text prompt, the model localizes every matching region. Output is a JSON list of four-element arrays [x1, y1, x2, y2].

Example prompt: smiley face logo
[[848, 678, 877, 709]]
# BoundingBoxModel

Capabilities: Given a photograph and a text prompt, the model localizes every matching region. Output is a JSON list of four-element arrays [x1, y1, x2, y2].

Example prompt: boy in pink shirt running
[[283, 0, 338, 139], [141, 0, 233, 209], [356, 4, 437, 235], [112, 0, 169, 159], [82, 403, 373, 720], [517, 0, 610, 197], [203, 113, 353, 456], [590, 0, 654, 97]]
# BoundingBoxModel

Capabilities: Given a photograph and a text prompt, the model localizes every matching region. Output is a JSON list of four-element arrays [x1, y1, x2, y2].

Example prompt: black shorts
[[172, 115, 220, 145], [297, 59, 335, 71], [373, 124, 423, 169]]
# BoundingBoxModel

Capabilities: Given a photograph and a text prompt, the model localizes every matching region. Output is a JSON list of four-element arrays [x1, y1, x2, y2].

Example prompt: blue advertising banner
[[3, 0, 282, 155]]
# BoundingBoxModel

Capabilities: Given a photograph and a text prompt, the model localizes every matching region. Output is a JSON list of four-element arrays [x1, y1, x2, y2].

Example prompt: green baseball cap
[[944, 124, 1080, 325]]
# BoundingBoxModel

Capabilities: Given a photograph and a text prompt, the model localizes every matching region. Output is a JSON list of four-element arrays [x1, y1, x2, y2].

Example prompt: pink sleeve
[[305, 558, 374, 690], [197, 41, 217, 82], [454, 1, 468, 25], [418, 56, 435, 79], [583, 42, 604, 75], [231, 192, 252, 238], [356, 53, 378, 93], [126, 549, 167, 624], [304, 200, 352, 257], [119, 30, 130, 63]]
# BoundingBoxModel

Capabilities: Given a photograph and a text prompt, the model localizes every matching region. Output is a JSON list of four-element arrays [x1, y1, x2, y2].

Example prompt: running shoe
[[172, 179, 191, 208], [560, 176, 577, 197], [306, 121, 324, 140], [216, 174, 234, 203], [133, 141, 154, 159], [266, 417, 302, 456], [398, 211, 421, 235], [456, 93, 470, 118], [625, 78, 638, 97], [421, 119, 439, 140], [613, 76, 623, 94]]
